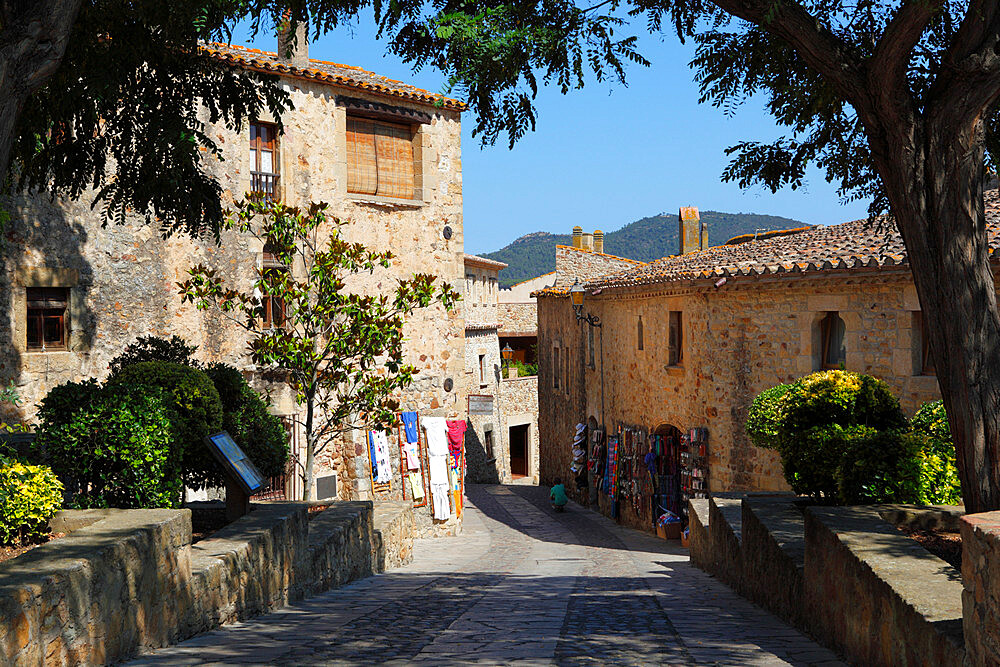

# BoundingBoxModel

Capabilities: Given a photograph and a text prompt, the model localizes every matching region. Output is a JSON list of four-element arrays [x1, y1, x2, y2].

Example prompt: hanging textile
[[404, 442, 421, 470], [369, 430, 393, 484], [401, 411, 420, 444], [409, 472, 425, 500], [446, 419, 467, 466], [423, 417, 451, 520]]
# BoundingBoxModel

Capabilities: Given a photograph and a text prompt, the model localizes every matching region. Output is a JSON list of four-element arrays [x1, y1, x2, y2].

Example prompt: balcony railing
[[251, 171, 280, 199]]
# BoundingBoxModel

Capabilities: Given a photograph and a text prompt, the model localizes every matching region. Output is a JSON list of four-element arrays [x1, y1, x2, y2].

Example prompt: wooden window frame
[[260, 246, 288, 330], [820, 311, 846, 370], [346, 116, 418, 201], [637, 316, 644, 351], [668, 311, 683, 367], [26, 287, 69, 352], [250, 121, 280, 199]]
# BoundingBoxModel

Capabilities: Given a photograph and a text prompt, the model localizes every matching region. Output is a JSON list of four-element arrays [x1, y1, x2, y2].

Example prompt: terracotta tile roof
[[201, 43, 465, 111], [537, 190, 1000, 296], [464, 254, 508, 270]]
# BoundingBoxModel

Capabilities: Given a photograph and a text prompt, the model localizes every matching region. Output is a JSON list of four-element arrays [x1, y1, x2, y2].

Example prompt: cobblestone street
[[133, 485, 844, 666]]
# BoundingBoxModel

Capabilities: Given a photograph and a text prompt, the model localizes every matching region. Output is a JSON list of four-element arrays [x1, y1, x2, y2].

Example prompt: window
[[488, 277, 497, 304], [484, 429, 495, 460], [261, 244, 287, 329], [668, 311, 683, 366], [26, 287, 69, 351], [479, 354, 487, 385], [820, 312, 847, 369], [588, 326, 595, 369], [346, 117, 416, 200], [465, 274, 475, 301], [915, 311, 935, 376], [637, 316, 644, 351], [553, 347, 560, 389], [250, 122, 280, 198]]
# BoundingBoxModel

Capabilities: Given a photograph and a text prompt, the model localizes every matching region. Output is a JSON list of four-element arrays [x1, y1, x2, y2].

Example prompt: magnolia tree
[[179, 196, 458, 499]]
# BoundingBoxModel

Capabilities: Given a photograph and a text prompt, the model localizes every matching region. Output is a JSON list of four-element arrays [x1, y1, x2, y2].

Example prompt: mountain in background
[[484, 210, 809, 287]]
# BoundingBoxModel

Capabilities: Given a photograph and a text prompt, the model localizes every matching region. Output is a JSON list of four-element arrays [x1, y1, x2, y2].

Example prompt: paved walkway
[[132, 484, 844, 666]]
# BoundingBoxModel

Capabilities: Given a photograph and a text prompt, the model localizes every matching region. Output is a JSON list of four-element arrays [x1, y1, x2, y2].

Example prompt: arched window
[[820, 312, 846, 369], [637, 316, 644, 351]]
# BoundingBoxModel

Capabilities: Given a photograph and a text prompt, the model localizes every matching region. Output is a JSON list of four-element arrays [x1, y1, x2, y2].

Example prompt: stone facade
[[537, 270, 949, 510], [499, 272, 555, 303], [462, 254, 508, 483], [552, 245, 642, 288], [1, 46, 469, 518], [498, 302, 537, 336]]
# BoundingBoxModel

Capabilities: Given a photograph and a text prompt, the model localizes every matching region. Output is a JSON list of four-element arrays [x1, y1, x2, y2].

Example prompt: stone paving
[[131, 484, 845, 666]]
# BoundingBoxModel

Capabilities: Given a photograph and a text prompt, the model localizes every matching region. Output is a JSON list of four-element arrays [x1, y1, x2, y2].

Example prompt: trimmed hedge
[[106, 361, 223, 490], [33, 385, 180, 508], [747, 370, 916, 503], [108, 335, 199, 376], [0, 458, 64, 544]]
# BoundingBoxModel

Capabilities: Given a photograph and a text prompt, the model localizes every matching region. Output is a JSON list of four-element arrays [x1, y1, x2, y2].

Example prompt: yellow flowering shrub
[[0, 458, 64, 545]]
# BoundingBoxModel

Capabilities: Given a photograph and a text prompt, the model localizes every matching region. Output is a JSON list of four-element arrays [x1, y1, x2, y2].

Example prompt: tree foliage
[[179, 195, 459, 498]]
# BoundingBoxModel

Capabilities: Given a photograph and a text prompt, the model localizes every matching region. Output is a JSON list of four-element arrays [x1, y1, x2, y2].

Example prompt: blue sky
[[230, 18, 871, 255]]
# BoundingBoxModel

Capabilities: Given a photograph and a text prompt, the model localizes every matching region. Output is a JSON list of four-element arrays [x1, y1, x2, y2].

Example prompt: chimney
[[593, 230, 604, 254], [277, 12, 309, 68], [678, 206, 706, 255], [582, 232, 593, 252], [572, 226, 583, 249]]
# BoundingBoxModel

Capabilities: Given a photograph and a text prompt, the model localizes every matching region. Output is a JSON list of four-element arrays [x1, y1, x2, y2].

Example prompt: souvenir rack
[[397, 415, 429, 508]]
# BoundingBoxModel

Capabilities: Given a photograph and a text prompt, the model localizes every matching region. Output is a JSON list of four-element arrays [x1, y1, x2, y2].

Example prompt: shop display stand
[[679, 427, 709, 522], [397, 416, 429, 508]]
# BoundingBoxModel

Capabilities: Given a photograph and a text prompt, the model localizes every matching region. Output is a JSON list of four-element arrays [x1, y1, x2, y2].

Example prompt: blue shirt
[[550, 484, 568, 506]]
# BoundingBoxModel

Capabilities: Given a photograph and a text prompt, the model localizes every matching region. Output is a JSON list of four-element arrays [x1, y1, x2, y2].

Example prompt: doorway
[[509, 424, 529, 478]]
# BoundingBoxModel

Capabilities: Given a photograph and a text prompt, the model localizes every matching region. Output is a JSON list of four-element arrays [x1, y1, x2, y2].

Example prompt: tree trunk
[[302, 396, 315, 501], [873, 116, 1000, 513], [0, 0, 84, 183]]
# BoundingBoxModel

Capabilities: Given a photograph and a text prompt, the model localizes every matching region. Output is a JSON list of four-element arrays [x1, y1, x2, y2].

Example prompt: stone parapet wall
[[373, 501, 416, 570], [0, 501, 408, 665], [961, 510, 1000, 666], [689, 498, 967, 667], [499, 302, 537, 335]]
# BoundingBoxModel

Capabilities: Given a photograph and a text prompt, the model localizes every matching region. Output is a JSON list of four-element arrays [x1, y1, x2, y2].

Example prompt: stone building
[[462, 253, 509, 483], [535, 204, 1000, 532], [2, 37, 470, 531]]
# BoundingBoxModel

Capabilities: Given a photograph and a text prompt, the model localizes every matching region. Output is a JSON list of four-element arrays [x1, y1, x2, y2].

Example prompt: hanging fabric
[[423, 417, 451, 520], [401, 411, 420, 444], [446, 419, 467, 466], [409, 472, 425, 500], [404, 441, 421, 470], [369, 430, 393, 484]]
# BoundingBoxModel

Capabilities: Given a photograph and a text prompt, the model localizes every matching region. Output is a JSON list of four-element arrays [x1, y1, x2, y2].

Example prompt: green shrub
[[0, 459, 63, 544], [835, 427, 922, 504], [35, 378, 101, 432], [108, 335, 199, 376], [745, 383, 792, 449], [910, 400, 962, 505], [106, 361, 223, 490], [508, 360, 538, 378], [755, 370, 915, 503], [33, 384, 180, 508], [204, 363, 288, 481]]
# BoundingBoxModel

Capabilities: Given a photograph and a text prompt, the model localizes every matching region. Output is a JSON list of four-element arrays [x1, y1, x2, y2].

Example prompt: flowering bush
[[0, 457, 63, 544], [909, 400, 962, 505]]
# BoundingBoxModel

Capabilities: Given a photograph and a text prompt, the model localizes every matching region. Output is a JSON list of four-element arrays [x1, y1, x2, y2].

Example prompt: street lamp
[[501, 342, 514, 369], [570, 279, 600, 327]]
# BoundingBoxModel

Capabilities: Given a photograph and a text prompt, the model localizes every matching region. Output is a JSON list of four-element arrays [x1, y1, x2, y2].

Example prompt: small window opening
[[820, 312, 847, 369], [26, 287, 69, 351]]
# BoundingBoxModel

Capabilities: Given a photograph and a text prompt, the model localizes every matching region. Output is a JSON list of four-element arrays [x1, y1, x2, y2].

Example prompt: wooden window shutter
[[347, 118, 378, 195], [347, 116, 415, 199]]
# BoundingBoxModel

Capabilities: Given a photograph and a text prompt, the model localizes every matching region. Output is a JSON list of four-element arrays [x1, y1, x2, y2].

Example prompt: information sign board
[[468, 394, 494, 415], [203, 431, 266, 495]]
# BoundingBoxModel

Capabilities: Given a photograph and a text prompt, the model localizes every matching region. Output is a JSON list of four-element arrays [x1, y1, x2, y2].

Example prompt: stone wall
[[499, 273, 555, 303], [499, 302, 537, 335], [960, 510, 1000, 666], [688, 497, 967, 667], [0, 72, 467, 508], [537, 270, 948, 500], [553, 245, 642, 288], [499, 375, 540, 483], [0, 501, 401, 665]]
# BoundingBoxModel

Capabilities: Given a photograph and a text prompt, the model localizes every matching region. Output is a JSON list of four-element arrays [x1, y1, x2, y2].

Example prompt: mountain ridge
[[483, 210, 809, 287]]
